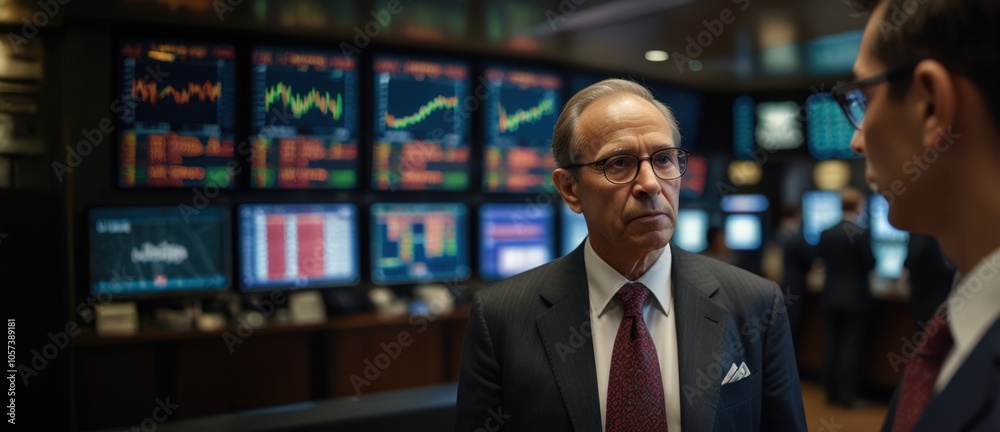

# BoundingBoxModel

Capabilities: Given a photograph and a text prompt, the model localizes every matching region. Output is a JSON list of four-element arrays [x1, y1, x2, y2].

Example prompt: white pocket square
[[721, 362, 751, 385]]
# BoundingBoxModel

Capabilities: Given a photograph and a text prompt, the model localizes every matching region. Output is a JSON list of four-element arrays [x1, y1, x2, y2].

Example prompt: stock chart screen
[[118, 41, 236, 188], [372, 55, 470, 191], [250, 47, 359, 189], [371, 203, 469, 285], [89, 206, 230, 296], [483, 67, 562, 192], [479, 204, 554, 280], [238, 204, 359, 290]]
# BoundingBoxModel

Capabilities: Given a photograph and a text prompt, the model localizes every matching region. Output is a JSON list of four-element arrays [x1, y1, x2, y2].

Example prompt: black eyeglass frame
[[564, 147, 691, 184], [830, 63, 917, 130]]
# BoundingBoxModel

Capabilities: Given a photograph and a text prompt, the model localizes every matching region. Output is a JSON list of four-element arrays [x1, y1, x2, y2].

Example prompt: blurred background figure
[[903, 234, 956, 329], [764, 205, 814, 346], [816, 187, 874, 407], [701, 225, 735, 265]]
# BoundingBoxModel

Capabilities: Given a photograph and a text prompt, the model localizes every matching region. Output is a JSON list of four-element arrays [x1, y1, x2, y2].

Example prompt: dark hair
[[852, 0, 1000, 126]]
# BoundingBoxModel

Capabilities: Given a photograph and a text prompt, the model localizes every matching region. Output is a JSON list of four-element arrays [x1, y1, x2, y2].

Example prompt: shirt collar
[[947, 245, 1000, 353], [584, 238, 673, 319]]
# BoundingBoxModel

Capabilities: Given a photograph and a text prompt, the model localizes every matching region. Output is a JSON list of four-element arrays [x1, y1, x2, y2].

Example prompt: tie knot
[[617, 282, 649, 317], [919, 307, 954, 358]]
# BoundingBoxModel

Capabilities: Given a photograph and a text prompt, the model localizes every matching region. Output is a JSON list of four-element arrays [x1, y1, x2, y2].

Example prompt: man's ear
[[553, 168, 583, 213], [913, 59, 957, 150]]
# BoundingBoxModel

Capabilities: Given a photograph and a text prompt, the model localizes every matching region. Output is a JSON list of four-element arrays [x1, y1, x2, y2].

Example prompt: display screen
[[720, 194, 769, 213], [561, 202, 588, 256], [733, 96, 755, 159], [755, 101, 803, 151], [806, 93, 858, 160], [725, 214, 762, 250], [873, 241, 908, 279], [869, 194, 909, 243], [479, 204, 554, 279], [250, 47, 359, 189], [89, 206, 229, 295], [118, 40, 236, 188], [482, 66, 562, 192], [802, 190, 842, 246], [674, 209, 709, 253], [680, 155, 707, 200], [371, 203, 469, 284], [238, 203, 358, 290], [372, 55, 470, 191]]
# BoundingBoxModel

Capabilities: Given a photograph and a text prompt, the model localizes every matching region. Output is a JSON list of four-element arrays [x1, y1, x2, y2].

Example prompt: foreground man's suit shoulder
[[455, 243, 807, 432]]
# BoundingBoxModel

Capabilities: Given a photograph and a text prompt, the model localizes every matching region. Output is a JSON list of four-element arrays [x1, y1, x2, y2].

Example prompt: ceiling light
[[644, 50, 669, 62]]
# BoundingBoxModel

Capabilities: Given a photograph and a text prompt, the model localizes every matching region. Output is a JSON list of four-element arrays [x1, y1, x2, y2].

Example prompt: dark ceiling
[[0, 0, 870, 91]]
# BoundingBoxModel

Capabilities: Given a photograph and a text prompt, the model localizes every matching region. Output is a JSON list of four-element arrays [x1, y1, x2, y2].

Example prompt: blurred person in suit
[[771, 206, 814, 347], [815, 187, 875, 408], [455, 79, 807, 431], [841, 0, 1000, 429]]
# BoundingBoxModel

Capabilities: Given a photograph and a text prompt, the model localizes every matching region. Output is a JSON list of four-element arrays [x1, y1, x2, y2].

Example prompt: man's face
[[558, 94, 680, 257], [850, 1, 934, 231]]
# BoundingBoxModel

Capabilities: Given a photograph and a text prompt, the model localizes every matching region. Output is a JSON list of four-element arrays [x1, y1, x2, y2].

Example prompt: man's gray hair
[[551, 79, 681, 169]]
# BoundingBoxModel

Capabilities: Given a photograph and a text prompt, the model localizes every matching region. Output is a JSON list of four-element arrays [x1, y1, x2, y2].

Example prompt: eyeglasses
[[565, 147, 690, 184], [831, 63, 917, 130]]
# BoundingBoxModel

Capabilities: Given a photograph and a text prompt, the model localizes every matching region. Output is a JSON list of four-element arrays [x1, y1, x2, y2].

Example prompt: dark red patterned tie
[[892, 308, 954, 432], [606, 282, 668, 432]]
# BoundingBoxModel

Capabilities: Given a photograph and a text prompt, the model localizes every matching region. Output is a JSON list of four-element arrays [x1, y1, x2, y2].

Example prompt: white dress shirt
[[585, 239, 681, 432], [935, 246, 1000, 391]]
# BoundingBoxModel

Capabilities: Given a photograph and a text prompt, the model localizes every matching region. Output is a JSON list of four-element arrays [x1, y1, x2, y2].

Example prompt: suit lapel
[[536, 244, 602, 431], [915, 317, 1000, 432], [672, 246, 730, 432]]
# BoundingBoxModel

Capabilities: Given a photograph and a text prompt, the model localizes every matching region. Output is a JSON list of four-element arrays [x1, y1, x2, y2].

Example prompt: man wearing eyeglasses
[[835, 1, 1000, 431], [455, 79, 806, 432]]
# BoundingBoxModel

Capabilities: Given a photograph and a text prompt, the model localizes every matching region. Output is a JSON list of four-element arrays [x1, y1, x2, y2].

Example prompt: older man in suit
[[838, 1, 1000, 430], [455, 79, 806, 432]]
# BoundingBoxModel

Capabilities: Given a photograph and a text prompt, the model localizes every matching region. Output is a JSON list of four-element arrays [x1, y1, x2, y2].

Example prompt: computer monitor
[[89, 206, 230, 296], [680, 155, 708, 200], [802, 190, 842, 246], [250, 47, 359, 189], [482, 66, 562, 192], [725, 214, 762, 251], [755, 101, 803, 151], [720, 194, 769, 213], [806, 93, 859, 160], [371, 55, 470, 191], [371, 203, 470, 285], [478, 204, 554, 280], [238, 203, 359, 291], [560, 202, 588, 256], [674, 209, 709, 253], [869, 194, 909, 243], [873, 241, 908, 279], [118, 40, 236, 188]]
